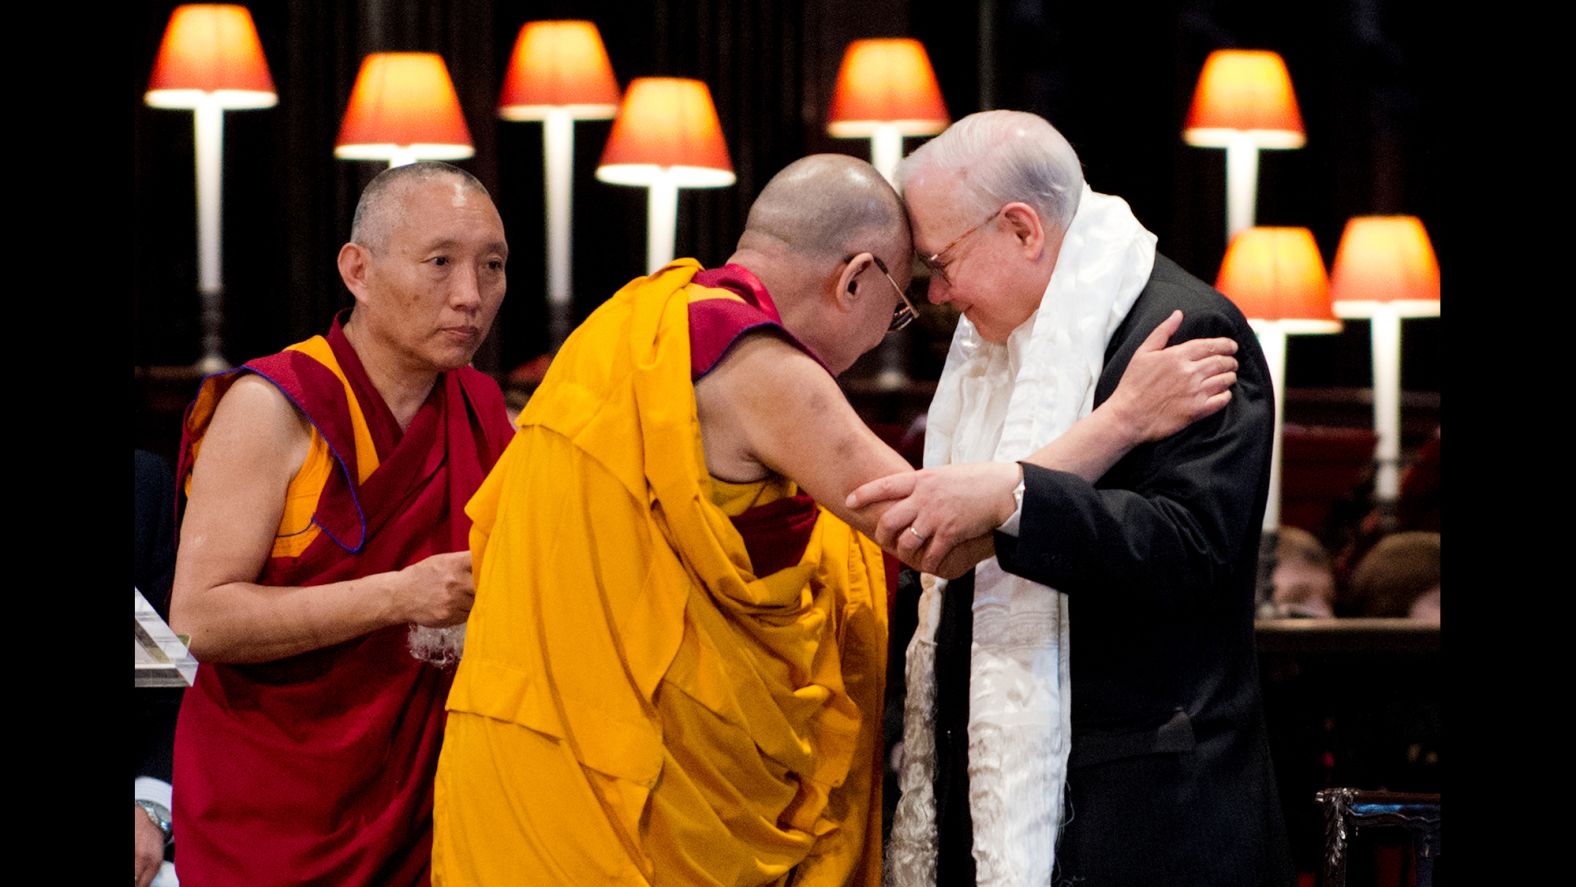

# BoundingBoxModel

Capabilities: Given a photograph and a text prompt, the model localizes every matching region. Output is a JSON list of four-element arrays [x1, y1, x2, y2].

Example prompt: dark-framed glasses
[[860, 254, 919, 332]]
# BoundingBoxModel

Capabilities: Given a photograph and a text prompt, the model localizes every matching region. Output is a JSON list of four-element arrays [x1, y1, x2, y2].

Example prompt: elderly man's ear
[[337, 243, 372, 303], [1002, 203, 1047, 257], [832, 253, 870, 313]]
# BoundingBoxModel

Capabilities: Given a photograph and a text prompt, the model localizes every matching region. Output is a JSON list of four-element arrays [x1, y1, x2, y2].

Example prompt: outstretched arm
[[695, 333, 990, 578], [846, 310, 1238, 573], [169, 375, 477, 663]]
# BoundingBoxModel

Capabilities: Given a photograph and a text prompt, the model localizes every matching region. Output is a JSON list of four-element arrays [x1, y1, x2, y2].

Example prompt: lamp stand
[[1256, 323, 1288, 531], [193, 98, 228, 374], [1224, 135, 1261, 242], [1369, 306, 1403, 506], [1253, 321, 1288, 612], [542, 108, 576, 348], [645, 172, 679, 273], [869, 124, 908, 390], [870, 125, 903, 184]]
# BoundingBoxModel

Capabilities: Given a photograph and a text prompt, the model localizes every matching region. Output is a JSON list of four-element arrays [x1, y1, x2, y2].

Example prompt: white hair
[[897, 110, 1085, 231]]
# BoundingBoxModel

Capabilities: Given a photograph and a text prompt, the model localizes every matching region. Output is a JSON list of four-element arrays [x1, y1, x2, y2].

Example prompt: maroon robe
[[172, 316, 514, 886]]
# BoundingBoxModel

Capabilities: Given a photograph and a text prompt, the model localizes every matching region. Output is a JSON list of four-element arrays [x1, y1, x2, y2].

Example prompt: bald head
[[737, 154, 910, 270], [726, 155, 914, 375], [350, 161, 492, 253]]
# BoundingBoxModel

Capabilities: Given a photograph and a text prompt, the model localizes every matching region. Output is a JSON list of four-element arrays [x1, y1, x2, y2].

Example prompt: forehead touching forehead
[[350, 161, 497, 252]]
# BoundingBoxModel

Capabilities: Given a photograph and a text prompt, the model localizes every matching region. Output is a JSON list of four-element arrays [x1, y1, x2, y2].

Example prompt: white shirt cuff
[[998, 499, 1023, 536], [997, 468, 1026, 536], [135, 776, 173, 810]]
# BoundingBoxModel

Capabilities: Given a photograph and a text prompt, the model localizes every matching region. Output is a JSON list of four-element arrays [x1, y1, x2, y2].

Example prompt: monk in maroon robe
[[169, 162, 514, 886]]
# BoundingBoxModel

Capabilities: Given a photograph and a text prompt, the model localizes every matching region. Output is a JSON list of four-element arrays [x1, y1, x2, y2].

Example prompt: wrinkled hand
[[1108, 310, 1238, 444], [135, 805, 164, 887], [848, 462, 1020, 574], [394, 551, 475, 627]]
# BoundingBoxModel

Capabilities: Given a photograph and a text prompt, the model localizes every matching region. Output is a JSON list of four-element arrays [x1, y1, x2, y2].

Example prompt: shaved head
[[350, 161, 491, 253], [725, 154, 914, 375], [738, 154, 910, 268]]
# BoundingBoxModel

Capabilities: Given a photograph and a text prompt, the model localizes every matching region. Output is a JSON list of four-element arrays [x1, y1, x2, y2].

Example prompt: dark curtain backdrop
[[132, 0, 1440, 395]]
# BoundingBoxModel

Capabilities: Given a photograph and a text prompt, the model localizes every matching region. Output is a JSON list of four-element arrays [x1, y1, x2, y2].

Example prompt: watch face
[[139, 800, 172, 835]]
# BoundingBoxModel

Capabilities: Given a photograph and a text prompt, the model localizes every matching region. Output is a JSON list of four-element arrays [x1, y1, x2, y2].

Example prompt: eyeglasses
[[919, 206, 1004, 286], [848, 253, 919, 332]]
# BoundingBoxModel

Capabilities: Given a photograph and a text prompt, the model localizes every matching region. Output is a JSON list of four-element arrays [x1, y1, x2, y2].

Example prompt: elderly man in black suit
[[852, 110, 1293, 887]]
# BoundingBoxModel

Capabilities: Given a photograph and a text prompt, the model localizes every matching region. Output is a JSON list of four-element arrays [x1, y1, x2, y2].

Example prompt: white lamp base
[[646, 175, 679, 273]]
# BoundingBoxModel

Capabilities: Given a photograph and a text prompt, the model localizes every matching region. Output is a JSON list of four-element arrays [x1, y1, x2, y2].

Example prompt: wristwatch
[[136, 798, 173, 847]]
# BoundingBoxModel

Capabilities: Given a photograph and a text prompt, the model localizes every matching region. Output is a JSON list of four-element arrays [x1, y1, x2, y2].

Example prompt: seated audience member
[[1268, 526, 1337, 618], [1344, 531, 1440, 624]]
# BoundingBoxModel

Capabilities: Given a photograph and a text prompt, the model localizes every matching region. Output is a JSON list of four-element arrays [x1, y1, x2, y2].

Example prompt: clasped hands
[[847, 462, 1018, 578]]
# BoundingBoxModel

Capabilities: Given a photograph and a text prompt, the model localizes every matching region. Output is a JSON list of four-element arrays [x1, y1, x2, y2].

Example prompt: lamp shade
[[1183, 50, 1305, 149], [335, 52, 474, 162], [498, 21, 620, 120], [1329, 216, 1441, 318], [826, 38, 949, 137], [1216, 227, 1340, 332], [145, 4, 276, 109], [596, 78, 735, 188]]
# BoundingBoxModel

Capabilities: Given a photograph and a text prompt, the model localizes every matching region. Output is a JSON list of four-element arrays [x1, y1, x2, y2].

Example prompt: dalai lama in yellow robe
[[434, 155, 916, 886]]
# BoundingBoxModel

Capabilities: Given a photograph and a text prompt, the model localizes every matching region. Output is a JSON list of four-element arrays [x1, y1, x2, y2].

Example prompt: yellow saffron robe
[[434, 260, 887, 886]]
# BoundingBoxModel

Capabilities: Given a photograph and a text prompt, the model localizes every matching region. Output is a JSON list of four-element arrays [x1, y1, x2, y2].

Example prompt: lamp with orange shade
[[335, 53, 474, 168], [826, 38, 949, 183], [826, 38, 947, 388], [596, 78, 735, 273], [1216, 228, 1340, 552], [1329, 215, 1441, 508], [1184, 50, 1305, 243], [145, 3, 277, 372], [498, 21, 620, 348]]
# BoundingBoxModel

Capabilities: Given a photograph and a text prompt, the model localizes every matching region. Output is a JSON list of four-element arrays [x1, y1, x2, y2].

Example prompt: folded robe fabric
[[435, 259, 888, 886]]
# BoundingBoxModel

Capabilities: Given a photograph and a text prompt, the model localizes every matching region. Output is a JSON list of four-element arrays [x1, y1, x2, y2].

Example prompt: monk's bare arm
[[169, 375, 474, 664], [696, 334, 989, 577]]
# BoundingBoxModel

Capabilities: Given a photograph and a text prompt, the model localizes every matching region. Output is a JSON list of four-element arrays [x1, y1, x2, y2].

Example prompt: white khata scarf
[[885, 185, 1156, 886]]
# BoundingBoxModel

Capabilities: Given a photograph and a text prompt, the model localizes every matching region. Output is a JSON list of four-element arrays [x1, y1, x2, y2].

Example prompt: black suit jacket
[[933, 254, 1294, 886]]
